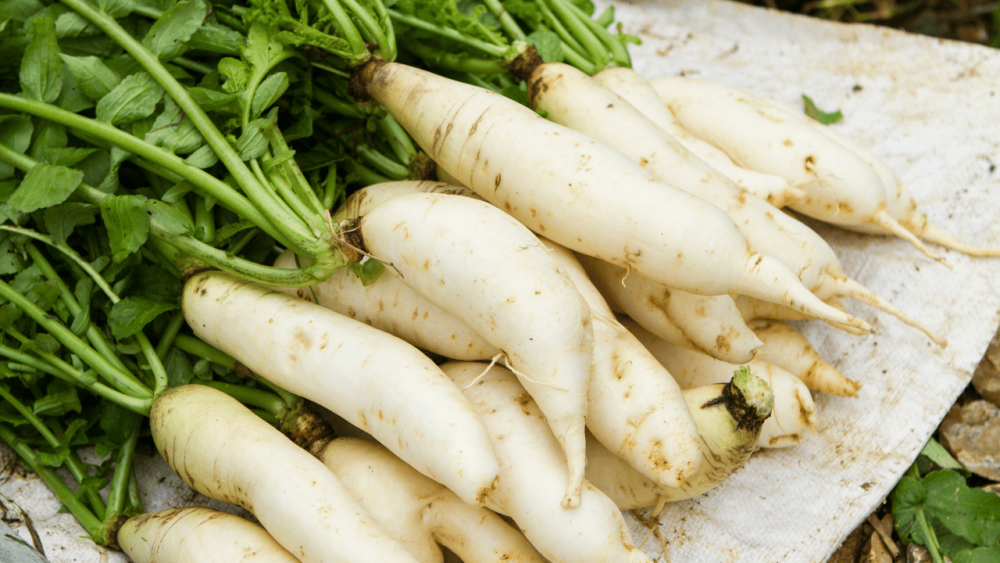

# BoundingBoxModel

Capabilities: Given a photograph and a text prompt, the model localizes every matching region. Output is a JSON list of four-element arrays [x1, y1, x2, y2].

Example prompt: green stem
[[193, 380, 286, 420], [481, 0, 527, 41], [318, 0, 372, 60], [536, 2, 589, 59], [0, 424, 102, 538], [127, 471, 143, 515], [563, 0, 631, 67], [401, 40, 508, 75], [543, 0, 607, 69], [0, 345, 68, 380], [0, 95, 295, 253], [0, 383, 106, 520], [388, 10, 507, 57], [23, 242, 130, 376], [0, 281, 153, 413], [60, 0, 319, 256], [342, 0, 393, 60], [193, 198, 215, 243], [915, 510, 944, 563], [377, 114, 417, 166], [104, 417, 141, 520], [156, 311, 186, 360], [314, 89, 366, 118], [172, 56, 215, 75]]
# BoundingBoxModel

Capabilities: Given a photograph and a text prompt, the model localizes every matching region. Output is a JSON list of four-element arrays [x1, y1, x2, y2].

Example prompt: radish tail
[[737, 254, 871, 332], [871, 211, 951, 268], [770, 184, 808, 208], [834, 276, 948, 347], [800, 361, 862, 398], [916, 221, 1000, 257]]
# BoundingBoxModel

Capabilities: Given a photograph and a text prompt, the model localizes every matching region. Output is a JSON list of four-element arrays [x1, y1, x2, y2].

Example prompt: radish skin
[[592, 67, 803, 208], [358, 193, 593, 507], [578, 254, 761, 363], [182, 271, 500, 506], [749, 320, 862, 398], [317, 437, 546, 563], [648, 76, 944, 262], [623, 319, 816, 449], [352, 60, 870, 332], [532, 64, 942, 344], [540, 237, 701, 488], [333, 180, 479, 222], [442, 361, 654, 563], [273, 250, 498, 361], [118, 507, 300, 563], [149, 385, 422, 563], [585, 370, 773, 510]]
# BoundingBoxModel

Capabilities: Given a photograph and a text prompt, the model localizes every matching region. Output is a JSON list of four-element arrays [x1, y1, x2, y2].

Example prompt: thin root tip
[[560, 490, 582, 509]]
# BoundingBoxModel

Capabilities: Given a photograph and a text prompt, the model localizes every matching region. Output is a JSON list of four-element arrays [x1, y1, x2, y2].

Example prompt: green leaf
[[146, 199, 194, 235], [217, 57, 249, 94], [924, 470, 1000, 547], [0, 236, 27, 275], [348, 258, 385, 287], [20, 16, 62, 103], [58, 53, 122, 101], [250, 71, 289, 119], [921, 437, 966, 473], [69, 306, 90, 336], [500, 82, 531, 109], [187, 22, 245, 56], [6, 164, 83, 215], [98, 402, 140, 446], [526, 31, 563, 64], [33, 333, 60, 354], [55, 64, 94, 113], [36, 446, 71, 467], [27, 121, 67, 162], [186, 86, 239, 112], [0, 116, 33, 180], [893, 475, 932, 546], [184, 144, 219, 169], [245, 23, 288, 72], [108, 296, 177, 339], [95, 71, 165, 125], [954, 546, 1000, 563], [98, 0, 133, 18], [235, 118, 271, 161], [43, 202, 99, 244], [143, 0, 208, 61], [54, 10, 100, 38], [145, 99, 204, 154], [99, 194, 150, 262], [802, 94, 843, 125], [42, 147, 98, 167], [164, 347, 194, 387], [33, 380, 82, 417]]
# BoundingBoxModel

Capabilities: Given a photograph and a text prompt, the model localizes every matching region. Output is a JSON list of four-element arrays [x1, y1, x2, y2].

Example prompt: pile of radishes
[[137, 65, 992, 563], [5, 0, 996, 561]]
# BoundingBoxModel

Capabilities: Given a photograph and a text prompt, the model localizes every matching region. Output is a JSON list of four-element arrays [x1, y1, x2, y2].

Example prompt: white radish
[[317, 437, 546, 563], [441, 361, 654, 563], [577, 253, 761, 363], [592, 67, 803, 208], [118, 507, 300, 563], [532, 64, 942, 344], [273, 250, 498, 361], [585, 368, 773, 510], [541, 237, 701, 488], [351, 60, 869, 332], [182, 270, 500, 506], [648, 76, 944, 262], [623, 318, 816, 449], [749, 320, 862, 398], [149, 385, 422, 563], [332, 180, 478, 222], [357, 192, 593, 507]]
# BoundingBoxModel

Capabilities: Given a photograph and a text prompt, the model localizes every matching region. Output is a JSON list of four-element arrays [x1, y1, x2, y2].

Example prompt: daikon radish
[[119, 508, 300, 563], [332, 180, 478, 222], [317, 438, 546, 563], [540, 237, 700, 488], [592, 67, 802, 208], [749, 320, 862, 398], [648, 76, 943, 262], [585, 367, 773, 510], [623, 319, 816, 449], [350, 60, 870, 332], [149, 385, 422, 563], [531, 64, 942, 345], [734, 295, 869, 337], [182, 271, 500, 506], [577, 253, 761, 363], [442, 361, 654, 563], [357, 193, 593, 507], [273, 250, 498, 361]]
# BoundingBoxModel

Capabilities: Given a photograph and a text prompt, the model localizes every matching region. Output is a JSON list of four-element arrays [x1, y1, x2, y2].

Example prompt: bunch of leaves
[[892, 438, 1000, 563]]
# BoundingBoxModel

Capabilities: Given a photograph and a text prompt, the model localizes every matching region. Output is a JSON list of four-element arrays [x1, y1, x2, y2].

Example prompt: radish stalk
[[355, 193, 593, 507], [624, 319, 817, 449], [585, 367, 774, 510], [577, 253, 762, 364], [119, 508, 301, 563], [150, 385, 423, 563], [541, 237, 701, 489], [181, 270, 501, 506], [442, 361, 655, 563], [349, 60, 870, 332], [748, 321, 862, 398]]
